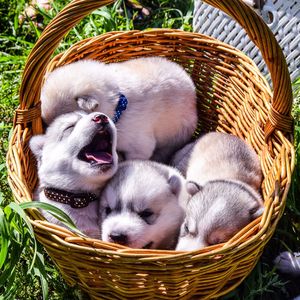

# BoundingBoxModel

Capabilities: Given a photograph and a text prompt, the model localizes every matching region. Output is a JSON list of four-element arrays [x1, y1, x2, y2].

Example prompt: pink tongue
[[85, 152, 112, 164]]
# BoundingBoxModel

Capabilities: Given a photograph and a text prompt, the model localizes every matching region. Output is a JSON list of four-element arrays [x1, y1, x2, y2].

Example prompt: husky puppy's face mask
[[176, 180, 263, 251], [100, 161, 185, 250]]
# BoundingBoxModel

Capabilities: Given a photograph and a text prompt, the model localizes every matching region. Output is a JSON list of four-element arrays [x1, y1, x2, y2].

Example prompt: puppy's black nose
[[92, 114, 109, 124], [109, 233, 128, 245]]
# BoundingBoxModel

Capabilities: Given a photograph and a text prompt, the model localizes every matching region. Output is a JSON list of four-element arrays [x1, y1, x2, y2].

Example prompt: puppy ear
[[168, 175, 182, 196], [207, 228, 229, 246], [29, 135, 46, 159], [249, 205, 264, 220], [186, 181, 202, 196], [77, 97, 98, 111]]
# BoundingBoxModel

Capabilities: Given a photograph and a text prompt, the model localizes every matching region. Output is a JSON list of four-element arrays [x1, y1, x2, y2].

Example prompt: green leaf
[[92, 9, 113, 20], [7, 202, 35, 238], [20, 201, 83, 235], [0, 238, 22, 287], [0, 207, 10, 268], [33, 247, 49, 300], [7, 202, 38, 272]]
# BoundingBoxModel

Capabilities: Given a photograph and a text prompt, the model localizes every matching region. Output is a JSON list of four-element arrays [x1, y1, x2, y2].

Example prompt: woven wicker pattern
[[6, 0, 295, 298], [194, 0, 300, 82]]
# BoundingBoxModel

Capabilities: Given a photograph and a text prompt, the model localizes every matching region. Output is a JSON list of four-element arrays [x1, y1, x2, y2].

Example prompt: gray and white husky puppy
[[30, 111, 118, 239], [100, 160, 187, 250], [41, 56, 197, 162], [175, 132, 264, 251]]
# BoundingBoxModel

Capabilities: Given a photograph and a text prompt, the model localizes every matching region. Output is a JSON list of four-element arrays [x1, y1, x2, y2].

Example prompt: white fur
[[30, 111, 118, 238], [100, 160, 187, 249], [243, 0, 255, 6], [41, 57, 197, 162], [186, 132, 262, 190], [175, 132, 264, 251]]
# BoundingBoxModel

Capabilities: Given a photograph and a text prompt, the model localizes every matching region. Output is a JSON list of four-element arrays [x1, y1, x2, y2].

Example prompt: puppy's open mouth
[[142, 241, 153, 249], [78, 127, 113, 169]]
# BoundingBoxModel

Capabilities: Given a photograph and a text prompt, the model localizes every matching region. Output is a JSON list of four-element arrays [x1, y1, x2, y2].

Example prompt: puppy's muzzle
[[92, 114, 109, 125], [109, 232, 128, 245]]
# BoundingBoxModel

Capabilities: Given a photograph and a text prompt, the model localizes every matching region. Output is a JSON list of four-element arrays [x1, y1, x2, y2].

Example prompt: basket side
[[7, 28, 295, 299]]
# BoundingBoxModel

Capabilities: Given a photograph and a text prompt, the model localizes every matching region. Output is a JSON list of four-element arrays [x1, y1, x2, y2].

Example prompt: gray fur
[[41, 57, 197, 162], [100, 160, 187, 249], [169, 141, 195, 176], [175, 132, 264, 251]]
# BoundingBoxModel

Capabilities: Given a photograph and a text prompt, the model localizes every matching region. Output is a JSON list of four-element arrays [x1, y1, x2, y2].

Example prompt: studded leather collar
[[44, 187, 98, 208]]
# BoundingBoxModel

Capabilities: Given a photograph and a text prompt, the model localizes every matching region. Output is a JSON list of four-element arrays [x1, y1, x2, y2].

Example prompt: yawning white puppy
[[30, 111, 118, 238]]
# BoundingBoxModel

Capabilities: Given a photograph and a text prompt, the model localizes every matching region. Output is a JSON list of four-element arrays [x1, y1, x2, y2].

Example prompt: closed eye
[[105, 206, 112, 216], [181, 221, 197, 237], [138, 209, 154, 224], [180, 222, 190, 237], [59, 124, 75, 140], [184, 223, 189, 234], [63, 124, 75, 133]]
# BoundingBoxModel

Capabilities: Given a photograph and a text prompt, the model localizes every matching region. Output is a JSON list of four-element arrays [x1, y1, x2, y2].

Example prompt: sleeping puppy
[[99, 160, 187, 250], [175, 132, 264, 251], [41, 56, 197, 162], [30, 111, 118, 238]]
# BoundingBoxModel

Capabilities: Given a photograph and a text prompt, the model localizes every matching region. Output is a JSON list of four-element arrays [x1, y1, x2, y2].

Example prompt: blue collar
[[113, 93, 128, 123]]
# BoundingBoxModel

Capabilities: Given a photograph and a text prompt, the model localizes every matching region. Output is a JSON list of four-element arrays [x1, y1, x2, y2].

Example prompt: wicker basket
[[7, 0, 295, 299]]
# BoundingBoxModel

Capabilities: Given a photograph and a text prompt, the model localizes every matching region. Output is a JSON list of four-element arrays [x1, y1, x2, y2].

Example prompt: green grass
[[0, 0, 299, 299]]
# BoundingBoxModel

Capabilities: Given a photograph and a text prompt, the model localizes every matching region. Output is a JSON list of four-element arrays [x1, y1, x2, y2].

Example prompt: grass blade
[[0, 207, 9, 268], [20, 201, 83, 235]]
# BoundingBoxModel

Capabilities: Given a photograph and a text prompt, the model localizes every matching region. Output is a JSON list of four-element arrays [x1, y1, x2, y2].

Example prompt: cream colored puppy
[[175, 132, 264, 251], [41, 57, 197, 162], [186, 132, 262, 190]]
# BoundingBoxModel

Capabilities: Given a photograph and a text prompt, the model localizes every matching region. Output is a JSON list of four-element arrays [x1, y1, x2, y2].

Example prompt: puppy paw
[[274, 251, 300, 276], [77, 97, 99, 111]]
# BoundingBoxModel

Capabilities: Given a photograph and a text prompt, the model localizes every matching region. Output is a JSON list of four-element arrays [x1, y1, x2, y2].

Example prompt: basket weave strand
[[6, 0, 295, 299]]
